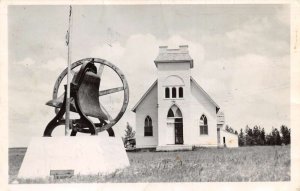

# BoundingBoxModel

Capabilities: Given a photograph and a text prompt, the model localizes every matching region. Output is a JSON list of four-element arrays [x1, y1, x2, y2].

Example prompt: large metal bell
[[77, 71, 108, 120], [46, 71, 108, 120]]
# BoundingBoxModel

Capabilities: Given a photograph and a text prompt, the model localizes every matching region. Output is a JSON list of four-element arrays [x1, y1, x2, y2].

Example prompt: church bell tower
[[154, 45, 194, 146]]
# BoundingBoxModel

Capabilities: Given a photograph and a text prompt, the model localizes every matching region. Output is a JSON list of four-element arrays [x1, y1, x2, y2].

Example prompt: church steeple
[[154, 45, 193, 146]]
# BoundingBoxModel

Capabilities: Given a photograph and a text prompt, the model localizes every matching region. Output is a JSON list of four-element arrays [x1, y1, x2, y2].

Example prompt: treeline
[[237, 125, 290, 146]]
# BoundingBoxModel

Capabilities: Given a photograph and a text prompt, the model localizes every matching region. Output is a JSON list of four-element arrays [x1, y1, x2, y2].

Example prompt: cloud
[[16, 57, 35, 67], [41, 57, 67, 72], [199, 13, 289, 61], [164, 35, 205, 64], [89, 42, 125, 64], [192, 53, 290, 131], [195, 53, 289, 99]]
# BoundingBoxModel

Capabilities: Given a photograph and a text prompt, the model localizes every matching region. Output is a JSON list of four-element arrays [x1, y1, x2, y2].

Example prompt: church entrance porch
[[166, 105, 184, 145]]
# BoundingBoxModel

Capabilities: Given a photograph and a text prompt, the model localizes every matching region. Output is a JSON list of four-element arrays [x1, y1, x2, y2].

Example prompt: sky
[[8, 4, 290, 147]]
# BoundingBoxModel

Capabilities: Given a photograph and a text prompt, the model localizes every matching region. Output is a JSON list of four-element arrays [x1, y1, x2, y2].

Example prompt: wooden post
[[65, 5, 72, 136]]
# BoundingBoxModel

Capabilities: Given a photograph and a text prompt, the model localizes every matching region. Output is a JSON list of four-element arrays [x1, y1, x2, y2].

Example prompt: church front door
[[175, 118, 183, 144]]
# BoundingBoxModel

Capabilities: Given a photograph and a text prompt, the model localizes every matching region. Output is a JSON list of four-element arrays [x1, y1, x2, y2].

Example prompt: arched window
[[175, 108, 182, 117], [144, 116, 153, 136], [179, 87, 183, 98], [200, 115, 208, 135], [165, 87, 170, 98], [167, 109, 174, 117], [167, 105, 182, 118], [172, 87, 177, 98]]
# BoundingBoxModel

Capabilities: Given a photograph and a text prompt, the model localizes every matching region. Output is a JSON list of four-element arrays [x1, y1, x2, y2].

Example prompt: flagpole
[[65, 5, 72, 136]]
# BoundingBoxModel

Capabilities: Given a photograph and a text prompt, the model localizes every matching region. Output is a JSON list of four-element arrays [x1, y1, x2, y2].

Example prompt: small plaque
[[50, 170, 74, 179]]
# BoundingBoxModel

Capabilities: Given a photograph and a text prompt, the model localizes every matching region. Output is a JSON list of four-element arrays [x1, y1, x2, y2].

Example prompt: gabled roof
[[190, 77, 220, 109], [132, 80, 157, 113], [132, 77, 220, 113]]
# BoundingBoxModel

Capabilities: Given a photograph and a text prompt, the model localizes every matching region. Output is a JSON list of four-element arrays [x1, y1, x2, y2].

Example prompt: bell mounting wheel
[[49, 58, 129, 134]]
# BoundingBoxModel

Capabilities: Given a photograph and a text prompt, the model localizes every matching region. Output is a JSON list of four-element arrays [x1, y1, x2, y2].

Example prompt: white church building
[[132, 45, 238, 151]]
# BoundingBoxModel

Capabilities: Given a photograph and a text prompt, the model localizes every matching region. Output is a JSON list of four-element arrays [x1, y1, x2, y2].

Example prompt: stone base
[[18, 136, 130, 179], [156, 145, 193, 151]]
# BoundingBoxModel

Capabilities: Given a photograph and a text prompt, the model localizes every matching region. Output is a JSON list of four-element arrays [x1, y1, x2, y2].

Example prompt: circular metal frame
[[52, 58, 129, 132]]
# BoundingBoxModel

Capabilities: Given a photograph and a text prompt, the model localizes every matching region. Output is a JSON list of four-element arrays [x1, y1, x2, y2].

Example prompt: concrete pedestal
[[18, 136, 129, 179]]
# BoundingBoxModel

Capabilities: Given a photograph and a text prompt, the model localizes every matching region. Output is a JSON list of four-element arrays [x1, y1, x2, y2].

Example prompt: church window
[[167, 109, 174, 117], [179, 87, 183, 98], [168, 105, 182, 118], [144, 116, 153, 136], [200, 115, 208, 135], [175, 108, 182, 117], [165, 86, 184, 99], [165, 87, 170, 98], [172, 87, 177, 98]]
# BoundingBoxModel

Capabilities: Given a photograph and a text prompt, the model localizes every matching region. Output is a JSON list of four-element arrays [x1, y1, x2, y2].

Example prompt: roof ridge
[[132, 80, 158, 112], [190, 77, 220, 109]]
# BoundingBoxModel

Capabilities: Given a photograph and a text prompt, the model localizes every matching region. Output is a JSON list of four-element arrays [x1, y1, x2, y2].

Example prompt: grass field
[[9, 145, 290, 183]]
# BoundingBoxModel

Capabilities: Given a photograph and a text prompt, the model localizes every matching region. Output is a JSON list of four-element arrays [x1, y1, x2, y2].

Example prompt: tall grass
[[10, 146, 290, 183]]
